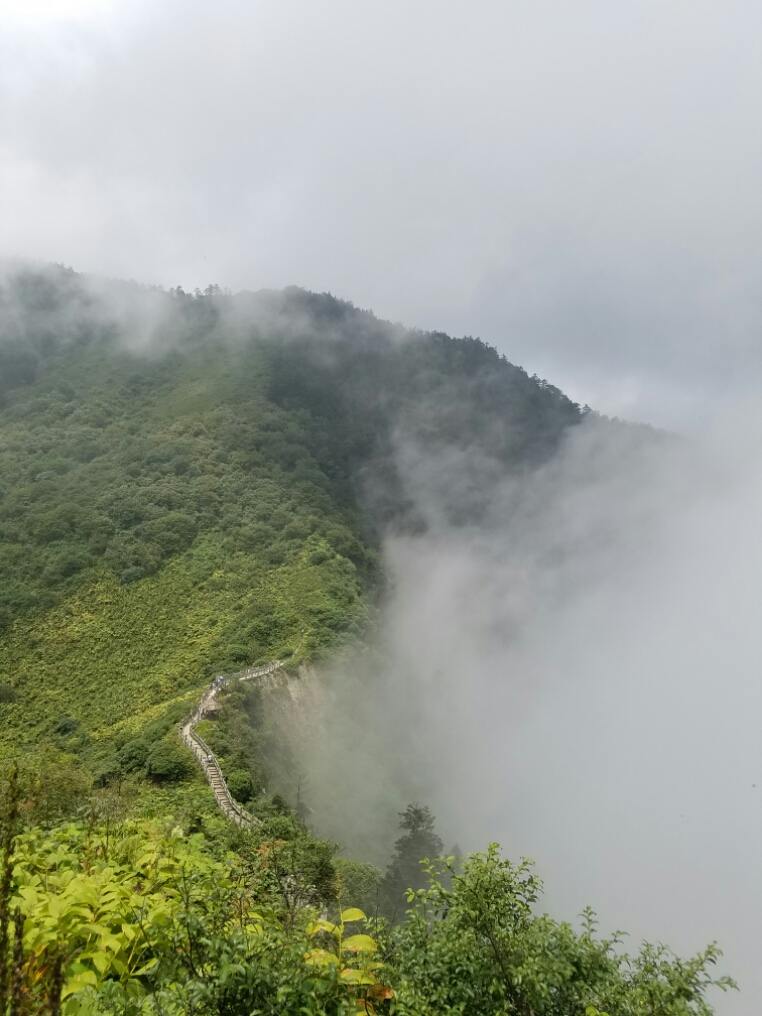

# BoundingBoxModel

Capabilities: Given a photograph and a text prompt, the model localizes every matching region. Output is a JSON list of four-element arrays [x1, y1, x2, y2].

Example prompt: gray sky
[[2, 0, 761, 429]]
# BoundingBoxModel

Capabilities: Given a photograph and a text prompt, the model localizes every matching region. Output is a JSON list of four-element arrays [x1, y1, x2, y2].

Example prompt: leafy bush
[[55, 716, 79, 736], [0, 683, 17, 704], [390, 845, 736, 1015], [3, 752, 91, 827], [0, 793, 733, 1016], [145, 738, 192, 783], [334, 857, 383, 914], [118, 566, 145, 584], [117, 738, 150, 773], [91, 756, 122, 789], [226, 769, 254, 803]]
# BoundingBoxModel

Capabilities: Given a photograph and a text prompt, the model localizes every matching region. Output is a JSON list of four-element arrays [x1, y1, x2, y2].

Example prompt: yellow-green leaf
[[304, 949, 340, 967], [62, 971, 98, 998], [342, 934, 377, 953], [340, 967, 377, 985], [91, 952, 111, 974], [368, 985, 395, 1000], [133, 958, 158, 976], [340, 908, 366, 923]]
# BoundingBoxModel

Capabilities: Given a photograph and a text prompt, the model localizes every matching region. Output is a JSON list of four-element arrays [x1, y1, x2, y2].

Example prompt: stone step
[[178, 660, 283, 826]]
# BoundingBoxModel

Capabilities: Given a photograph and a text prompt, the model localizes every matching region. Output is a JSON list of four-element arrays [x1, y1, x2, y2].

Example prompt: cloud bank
[[294, 413, 761, 1014], [2, 1, 762, 426]]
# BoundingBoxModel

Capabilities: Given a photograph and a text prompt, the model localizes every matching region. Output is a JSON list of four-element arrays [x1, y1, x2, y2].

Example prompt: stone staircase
[[178, 661, 283, 826]]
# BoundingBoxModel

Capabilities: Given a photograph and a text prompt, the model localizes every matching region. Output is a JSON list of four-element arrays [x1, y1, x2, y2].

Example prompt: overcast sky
[[2, 0, 761, 427]]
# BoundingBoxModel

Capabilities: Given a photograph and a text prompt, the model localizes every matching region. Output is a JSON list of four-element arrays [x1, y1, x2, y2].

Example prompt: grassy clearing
[[0, 532, 368, 749]]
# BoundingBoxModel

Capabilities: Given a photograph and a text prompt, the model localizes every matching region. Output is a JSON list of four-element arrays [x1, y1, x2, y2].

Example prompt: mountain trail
[[178, 661, 282, 826]]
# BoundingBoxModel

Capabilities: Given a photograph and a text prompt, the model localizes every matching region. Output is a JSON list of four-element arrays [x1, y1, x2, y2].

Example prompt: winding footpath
[[178, 661, 283, 826]]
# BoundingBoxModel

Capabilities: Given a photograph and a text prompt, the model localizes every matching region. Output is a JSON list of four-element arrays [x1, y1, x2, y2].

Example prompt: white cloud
[[1, 1, 761, 427], [1, 0, 112, 25]]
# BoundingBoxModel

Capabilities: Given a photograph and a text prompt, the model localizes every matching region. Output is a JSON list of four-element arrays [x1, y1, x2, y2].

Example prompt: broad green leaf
[[304, 949, 340, 967], [340, 908, 366, 923], [62, 971, 98, 998], [342, 934, 377, 953], [91, 951, 111, 974], [340, 968, 377, 985], [133, 958, 158, 976]]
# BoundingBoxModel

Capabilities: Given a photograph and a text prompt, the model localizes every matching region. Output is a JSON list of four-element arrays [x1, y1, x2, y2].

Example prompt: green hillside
[[0, 265, 581, 767]]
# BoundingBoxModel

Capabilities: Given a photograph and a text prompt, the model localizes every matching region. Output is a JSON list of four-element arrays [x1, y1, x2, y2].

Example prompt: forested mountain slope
[[0, 265, 734, 1015], [0, 263, 582, 767]]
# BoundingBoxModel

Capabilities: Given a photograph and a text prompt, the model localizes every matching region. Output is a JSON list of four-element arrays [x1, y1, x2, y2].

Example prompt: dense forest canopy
[[0, 264, 732, 1014]]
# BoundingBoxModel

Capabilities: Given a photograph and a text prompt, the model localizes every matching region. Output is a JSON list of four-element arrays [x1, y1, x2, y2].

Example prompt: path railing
[[178, 661, 283, 826]]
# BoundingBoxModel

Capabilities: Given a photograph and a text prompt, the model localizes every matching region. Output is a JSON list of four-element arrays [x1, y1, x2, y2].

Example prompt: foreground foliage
[[0, 774, 735, 1015], [391, 847, 735, 1016]]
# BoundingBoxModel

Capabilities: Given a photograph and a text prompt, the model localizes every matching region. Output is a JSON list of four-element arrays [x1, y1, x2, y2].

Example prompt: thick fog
[[292, 414, 762, 1014], [3, 0, 762, 427]]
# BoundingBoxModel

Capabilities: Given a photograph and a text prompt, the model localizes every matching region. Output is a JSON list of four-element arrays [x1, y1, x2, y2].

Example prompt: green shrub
[[270, 793, 290, 815], [118, 738, 150, 773], [227, 769, 254, 803], [392, 845, 737, 1015], [0, 683, 17, 704], [142, 699, 191, 741], [14, 751, 91, 826], [146, 738, 192, 782], [333, 857, 383, 913], [119, 566, 145, 584], [92, 755, 122, 788], [55, 715, 79, 735]]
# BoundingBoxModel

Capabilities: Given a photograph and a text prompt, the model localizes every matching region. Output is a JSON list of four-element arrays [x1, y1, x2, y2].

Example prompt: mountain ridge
[[0, 260, 583, 794]]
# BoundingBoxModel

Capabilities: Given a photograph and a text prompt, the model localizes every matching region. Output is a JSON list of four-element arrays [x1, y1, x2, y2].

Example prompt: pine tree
[[381, 805, 443, 918]]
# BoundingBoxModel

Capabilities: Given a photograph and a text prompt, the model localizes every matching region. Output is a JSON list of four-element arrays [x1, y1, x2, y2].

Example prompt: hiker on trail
[[207, 753, 214, 763]]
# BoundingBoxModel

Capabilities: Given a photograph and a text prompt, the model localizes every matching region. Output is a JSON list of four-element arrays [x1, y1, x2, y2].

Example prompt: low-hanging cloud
[[293, 411, 762, 1015], [2, 1, 762, 427]]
